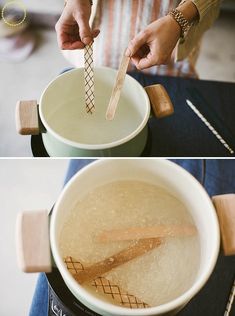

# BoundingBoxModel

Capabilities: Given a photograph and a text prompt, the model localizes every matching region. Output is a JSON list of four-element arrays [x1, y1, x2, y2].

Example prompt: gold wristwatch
[[168, 9, 192, 38]]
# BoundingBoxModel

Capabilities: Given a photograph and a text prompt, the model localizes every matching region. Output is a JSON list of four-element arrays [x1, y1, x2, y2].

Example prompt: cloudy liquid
[[47, 96, 143, 145], [59, 180, 200, 308]]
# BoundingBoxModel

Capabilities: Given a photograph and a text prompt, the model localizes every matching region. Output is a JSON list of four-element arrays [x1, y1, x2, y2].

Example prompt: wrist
[[168, 8, 192, 39], [177, 1, 199, 23], [167, 1, 199, 39], [165, 15, 181, 38]]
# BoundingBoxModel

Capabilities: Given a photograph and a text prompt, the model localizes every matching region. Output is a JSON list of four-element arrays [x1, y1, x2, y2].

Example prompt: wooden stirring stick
[[106, 53, 130, 120], [96, 224, 197, 243], [73, 238, 161, 284]]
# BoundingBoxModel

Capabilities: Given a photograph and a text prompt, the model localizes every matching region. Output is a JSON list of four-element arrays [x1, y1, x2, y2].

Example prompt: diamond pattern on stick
[[84, 43, 95, 114], [64, 256, 150, 309]]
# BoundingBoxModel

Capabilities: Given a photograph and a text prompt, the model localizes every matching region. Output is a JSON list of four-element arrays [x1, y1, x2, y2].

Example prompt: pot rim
[[50, 159, 220, 316], [39, 67, 151, 150]]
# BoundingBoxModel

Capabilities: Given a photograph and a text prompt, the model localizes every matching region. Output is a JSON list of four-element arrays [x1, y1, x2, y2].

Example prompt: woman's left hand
[[126, 15, 181, 70]]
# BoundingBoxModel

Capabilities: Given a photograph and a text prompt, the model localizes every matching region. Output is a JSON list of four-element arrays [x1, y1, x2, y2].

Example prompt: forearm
[[175, 0, 221, 61], [179, 0, 221, 21]]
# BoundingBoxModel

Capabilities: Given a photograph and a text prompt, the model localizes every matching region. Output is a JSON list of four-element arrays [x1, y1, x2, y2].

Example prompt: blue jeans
[[29, 159, 235, 316]]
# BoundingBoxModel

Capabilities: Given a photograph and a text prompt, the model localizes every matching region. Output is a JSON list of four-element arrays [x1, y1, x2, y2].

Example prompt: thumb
[[77, 18, 93, 45], [136, 57, 153, 70], [125, 33, 147, 57]]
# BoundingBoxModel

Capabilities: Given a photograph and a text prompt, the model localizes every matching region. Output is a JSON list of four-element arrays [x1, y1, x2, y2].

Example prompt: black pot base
[[47, 269, 100, 316]]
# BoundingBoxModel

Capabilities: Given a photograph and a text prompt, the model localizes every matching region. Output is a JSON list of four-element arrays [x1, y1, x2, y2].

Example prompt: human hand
[[55, 0, 100, 50], [126, 15, 181, 70]]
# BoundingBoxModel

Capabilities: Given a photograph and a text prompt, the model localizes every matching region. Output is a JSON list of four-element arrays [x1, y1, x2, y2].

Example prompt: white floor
[[196, 12, 235, 82], [0, 159, 69, 316]]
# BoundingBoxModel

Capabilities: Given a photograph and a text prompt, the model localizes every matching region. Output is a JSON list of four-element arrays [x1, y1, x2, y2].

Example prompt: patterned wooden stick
[[186, 100, 234, 155], [84, 42, 95, 114], [64, 256, 150, 309]]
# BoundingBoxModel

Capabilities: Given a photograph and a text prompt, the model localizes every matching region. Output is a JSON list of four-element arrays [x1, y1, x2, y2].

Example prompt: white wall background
[[23, 0, 64, 14], [0, 159, 69, 316], [0, 0, 64, 14]]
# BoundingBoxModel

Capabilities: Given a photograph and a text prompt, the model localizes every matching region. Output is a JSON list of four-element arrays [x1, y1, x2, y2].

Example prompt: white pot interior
[[51, 160, 220, 316], [39, 67, 150, 149]]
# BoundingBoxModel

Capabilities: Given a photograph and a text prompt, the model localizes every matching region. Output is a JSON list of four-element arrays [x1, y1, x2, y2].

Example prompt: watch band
[[168, 8, 191, 38]]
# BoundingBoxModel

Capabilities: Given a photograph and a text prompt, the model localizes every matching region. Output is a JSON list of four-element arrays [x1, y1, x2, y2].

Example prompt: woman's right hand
[[55, 0, 100, 50]]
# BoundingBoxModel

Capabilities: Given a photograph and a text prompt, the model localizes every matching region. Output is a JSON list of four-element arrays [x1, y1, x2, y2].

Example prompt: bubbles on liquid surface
[[60, 180, 200, 307]]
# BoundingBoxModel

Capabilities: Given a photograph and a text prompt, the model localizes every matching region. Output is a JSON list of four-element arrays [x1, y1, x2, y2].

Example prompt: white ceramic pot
[[17, 159, 235, 315], [16, 68, 173, 157]]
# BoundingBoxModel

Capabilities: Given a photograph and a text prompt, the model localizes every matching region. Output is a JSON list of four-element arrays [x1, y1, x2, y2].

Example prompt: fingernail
[[125, 48, 131, 57]]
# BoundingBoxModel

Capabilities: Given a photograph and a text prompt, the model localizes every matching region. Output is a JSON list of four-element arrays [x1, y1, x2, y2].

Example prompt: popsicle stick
[[106, 53, 130, 120], [96, 225, 197, 243], [64, 256, 150, 308], [73, 238, 161, 284], [91, 276, 150, 308], [84, 42, 95, 114]]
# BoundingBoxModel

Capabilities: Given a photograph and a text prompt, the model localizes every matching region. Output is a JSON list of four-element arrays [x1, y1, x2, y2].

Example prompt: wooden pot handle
[[212, 194, 235, 256], [15, 100, 40, 135], [16, 210, 52, 273], [144, 84, 174, 119]]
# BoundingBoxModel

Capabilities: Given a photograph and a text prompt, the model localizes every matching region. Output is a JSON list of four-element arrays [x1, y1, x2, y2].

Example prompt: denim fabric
[[30, 159, 235, 316], [29, 273, 49, 316], [63, 159, 95, 186]]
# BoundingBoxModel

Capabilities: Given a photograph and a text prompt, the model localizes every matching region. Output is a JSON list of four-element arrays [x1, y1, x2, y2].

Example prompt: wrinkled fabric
[[63, 0, 220, 77]]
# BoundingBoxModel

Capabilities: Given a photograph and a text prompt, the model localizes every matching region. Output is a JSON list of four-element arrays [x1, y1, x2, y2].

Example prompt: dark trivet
[[47, 269, 100, 316], [141, 125, 152, 157], [31, 135, 49, 157], [46, 252, 235, 316]]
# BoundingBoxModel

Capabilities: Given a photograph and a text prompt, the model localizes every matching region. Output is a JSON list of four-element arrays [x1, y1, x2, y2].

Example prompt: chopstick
[[186, 99, 234, 155], [224, 279, 235, 316]]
